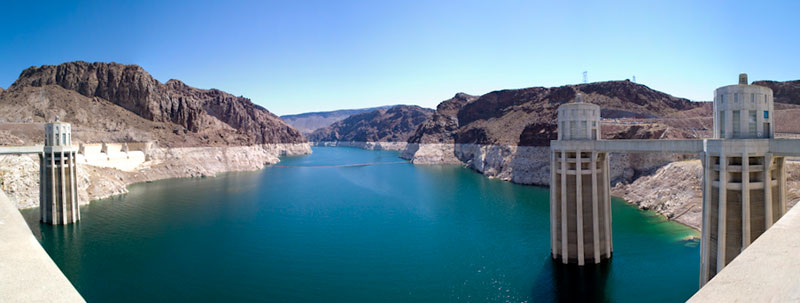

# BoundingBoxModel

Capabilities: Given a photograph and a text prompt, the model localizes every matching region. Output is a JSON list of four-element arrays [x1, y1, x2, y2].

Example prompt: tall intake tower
[[40, 119, 80, 224], [550, 94, 612, 265], [700, 73, 785, 284]]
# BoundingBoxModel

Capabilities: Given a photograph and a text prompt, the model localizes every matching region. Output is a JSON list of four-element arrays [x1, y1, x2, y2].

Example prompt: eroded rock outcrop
[[612, 159, 800, 230], [7, 61, 305, 146], [407, 93, 478, 144]]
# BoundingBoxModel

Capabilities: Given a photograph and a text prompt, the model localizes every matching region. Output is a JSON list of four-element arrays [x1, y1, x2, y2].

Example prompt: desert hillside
[[0, 61, 306, 146], [411, 80, 709, 147], [281, 106, 394, 134]]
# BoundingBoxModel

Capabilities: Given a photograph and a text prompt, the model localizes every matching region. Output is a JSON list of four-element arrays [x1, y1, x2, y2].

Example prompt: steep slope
[[3, 61, 305, 146], [308, 105, 433, 143], [281, 106, 394, 134]]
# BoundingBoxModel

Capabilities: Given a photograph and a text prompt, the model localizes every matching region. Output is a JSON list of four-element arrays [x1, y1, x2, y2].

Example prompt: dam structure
[[40, 120, 80, 224], [550, 73, 800, 285]]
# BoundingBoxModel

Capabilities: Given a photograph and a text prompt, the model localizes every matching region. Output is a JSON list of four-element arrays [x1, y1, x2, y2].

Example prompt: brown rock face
[[753, 80, 800, 105], [407, 93, 478, 144], [412, 80, 703, 147], [308, 105, 433, 142], [8, 61, 305, 144]]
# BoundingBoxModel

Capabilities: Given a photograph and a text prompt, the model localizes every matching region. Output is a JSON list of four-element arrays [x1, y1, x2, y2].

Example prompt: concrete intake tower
[[700, 73, 785, 284], [40, 120, 80, 224], [549, 94, 613, 265]]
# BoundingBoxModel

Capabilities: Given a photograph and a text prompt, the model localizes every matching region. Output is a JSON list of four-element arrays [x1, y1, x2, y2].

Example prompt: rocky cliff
[[407, 93, 478, 144], [4, 61, 305, 146], [450, 80, 700, 146], [308, 105, 433, 144]]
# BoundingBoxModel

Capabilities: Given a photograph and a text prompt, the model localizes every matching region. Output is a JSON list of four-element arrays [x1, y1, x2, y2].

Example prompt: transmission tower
[[583, 71, 588, 84]]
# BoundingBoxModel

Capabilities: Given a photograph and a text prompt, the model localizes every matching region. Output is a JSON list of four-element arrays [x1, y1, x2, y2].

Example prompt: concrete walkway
[[0, 190, 84, 302], [689, 203, 800, 302], [0, 145, 43, 155]]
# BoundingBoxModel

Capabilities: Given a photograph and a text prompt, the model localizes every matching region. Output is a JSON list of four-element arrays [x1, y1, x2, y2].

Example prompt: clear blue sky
[[1, 0, 799, 115]]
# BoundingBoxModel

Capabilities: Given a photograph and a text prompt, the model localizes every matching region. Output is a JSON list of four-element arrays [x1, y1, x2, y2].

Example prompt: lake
[[23, 146, 700, 302]]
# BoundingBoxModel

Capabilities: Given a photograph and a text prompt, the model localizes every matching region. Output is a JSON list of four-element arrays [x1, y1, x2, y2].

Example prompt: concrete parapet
[[768, 139, 800, 157], [0, 145, 44, 155], [0, 190, 85, 302], [689, 204, 800, 302]]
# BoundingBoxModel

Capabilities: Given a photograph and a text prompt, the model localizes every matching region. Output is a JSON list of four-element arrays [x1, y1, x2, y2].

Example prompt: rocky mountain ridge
[[410, 80, 703, 147], [3, 61, 305, 146], [281, 105, 394, 134], [308, 105, 433, 143]]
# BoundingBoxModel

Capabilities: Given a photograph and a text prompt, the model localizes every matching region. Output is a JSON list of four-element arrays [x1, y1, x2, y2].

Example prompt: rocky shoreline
[[0, 143, 311, 209], [611, 159, 800, 230], [402, 142, 689, 184]]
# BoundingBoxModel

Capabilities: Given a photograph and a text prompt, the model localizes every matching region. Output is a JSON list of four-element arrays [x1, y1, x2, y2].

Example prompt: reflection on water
[[533, 258, 612, 303]]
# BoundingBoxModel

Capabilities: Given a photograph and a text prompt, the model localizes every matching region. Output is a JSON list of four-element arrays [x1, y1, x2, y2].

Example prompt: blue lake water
[[23, 147, 700, 302]]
